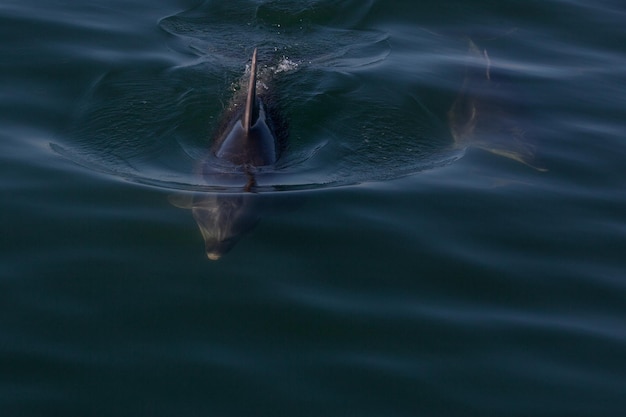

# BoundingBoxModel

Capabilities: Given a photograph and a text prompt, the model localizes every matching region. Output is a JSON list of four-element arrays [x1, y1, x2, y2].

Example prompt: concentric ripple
[[56, 0, 473, 193]]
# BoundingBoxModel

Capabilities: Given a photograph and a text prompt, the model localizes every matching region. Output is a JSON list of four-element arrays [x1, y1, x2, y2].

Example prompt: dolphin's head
[[191, 193, 260, 260]]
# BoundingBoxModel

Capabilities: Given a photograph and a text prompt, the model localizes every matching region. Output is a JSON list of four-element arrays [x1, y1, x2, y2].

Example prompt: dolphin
[[211, 48, 278, 168], [171, 48, 283, 260], [448, 39, 546, 171]]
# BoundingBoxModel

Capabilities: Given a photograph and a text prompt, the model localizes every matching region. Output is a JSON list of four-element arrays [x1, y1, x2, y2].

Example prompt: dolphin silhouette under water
[[448, 39, 546, 171], [172, 48, 284, 260]]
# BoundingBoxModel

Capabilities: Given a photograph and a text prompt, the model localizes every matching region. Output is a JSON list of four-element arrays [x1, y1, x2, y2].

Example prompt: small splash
[[275, 57, 299, 73], [255, 56, 299, 87]]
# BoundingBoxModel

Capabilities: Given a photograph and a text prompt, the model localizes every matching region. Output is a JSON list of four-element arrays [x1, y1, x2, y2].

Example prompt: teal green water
[[2, 1, 626, 416]]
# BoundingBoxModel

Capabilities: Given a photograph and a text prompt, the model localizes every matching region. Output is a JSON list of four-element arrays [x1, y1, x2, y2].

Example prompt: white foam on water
[[274, 57, 299, 74]]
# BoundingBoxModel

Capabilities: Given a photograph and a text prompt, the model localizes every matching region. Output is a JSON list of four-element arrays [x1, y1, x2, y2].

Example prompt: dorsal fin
[[243, 48, 258, 134]]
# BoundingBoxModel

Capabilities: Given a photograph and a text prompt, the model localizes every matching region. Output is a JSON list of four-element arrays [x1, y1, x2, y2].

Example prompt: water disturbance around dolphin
[[52, 2, 547, 258], [55, 37, 541, 192]]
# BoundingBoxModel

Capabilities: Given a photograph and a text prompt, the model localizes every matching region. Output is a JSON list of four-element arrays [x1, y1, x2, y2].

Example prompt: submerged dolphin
[[172, 48, 283, 260], [448, 39, 546, 171]]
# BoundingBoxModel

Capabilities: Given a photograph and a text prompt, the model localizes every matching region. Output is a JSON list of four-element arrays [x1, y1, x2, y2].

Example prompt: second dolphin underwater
[[448, 39, 545, 171], [174, 43, 543, 259]]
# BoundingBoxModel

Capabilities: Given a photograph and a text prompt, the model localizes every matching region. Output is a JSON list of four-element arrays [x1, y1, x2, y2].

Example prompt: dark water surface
[[2, 0, 626, 415]]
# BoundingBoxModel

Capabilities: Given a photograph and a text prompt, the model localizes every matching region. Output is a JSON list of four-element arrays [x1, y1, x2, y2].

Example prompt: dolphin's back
[[212, 48, 277, 167]]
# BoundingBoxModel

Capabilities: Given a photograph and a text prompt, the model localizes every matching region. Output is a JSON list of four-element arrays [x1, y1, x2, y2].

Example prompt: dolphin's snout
[[207, 252, 222, 261]]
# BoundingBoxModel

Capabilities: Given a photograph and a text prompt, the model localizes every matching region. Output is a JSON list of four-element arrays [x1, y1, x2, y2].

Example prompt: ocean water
[[1, 0, 625, 416]]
